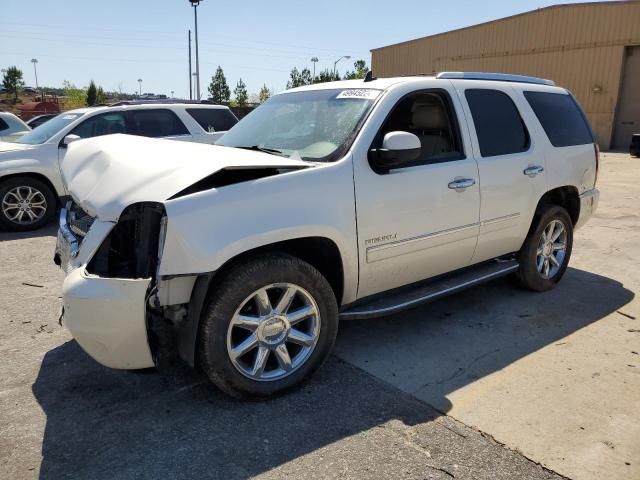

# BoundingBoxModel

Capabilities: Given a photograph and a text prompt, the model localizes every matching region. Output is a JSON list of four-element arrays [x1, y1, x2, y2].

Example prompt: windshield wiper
[[234, 145, 286, 156]]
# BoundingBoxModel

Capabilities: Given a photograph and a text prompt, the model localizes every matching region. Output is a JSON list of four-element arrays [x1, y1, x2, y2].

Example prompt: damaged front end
[[57, 200, 194, 370], [86, 202, 165, 279]]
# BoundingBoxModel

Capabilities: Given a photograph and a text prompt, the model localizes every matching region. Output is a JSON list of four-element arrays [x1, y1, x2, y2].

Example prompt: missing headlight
[[87, 202, 166, 279]]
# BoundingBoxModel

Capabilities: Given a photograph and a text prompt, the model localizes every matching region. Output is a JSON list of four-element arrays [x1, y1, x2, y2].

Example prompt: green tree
[[208, 66, 230, 104], [343, 59, 369, 80], [258, 84, 271, 103], [286, 67, 312, 89], [86, 80, 97, 106], [62, 80, 87, 109], [315, 69, 340, 84], [2, 66, 24, 102], [96, 86, 106, 104], [234, 78, 248, 107]]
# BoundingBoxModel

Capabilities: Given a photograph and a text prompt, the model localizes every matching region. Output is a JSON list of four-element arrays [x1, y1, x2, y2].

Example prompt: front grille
[[67, 202, 95, 239]]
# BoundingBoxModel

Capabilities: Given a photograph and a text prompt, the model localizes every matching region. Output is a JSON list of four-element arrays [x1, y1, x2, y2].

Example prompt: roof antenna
[[364, 71, 375, 82]]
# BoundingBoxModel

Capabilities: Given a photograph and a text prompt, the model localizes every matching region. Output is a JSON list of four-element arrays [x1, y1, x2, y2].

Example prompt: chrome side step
[[340, 260, 519, 320]]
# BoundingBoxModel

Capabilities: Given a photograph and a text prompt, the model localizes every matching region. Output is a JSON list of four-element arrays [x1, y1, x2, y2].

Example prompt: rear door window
[[465, 89, 530, 157], [186, 108, 238, 132], [70, 112, 126, 138], [127, 109, 189, 137], [524, 91, 593, 147]]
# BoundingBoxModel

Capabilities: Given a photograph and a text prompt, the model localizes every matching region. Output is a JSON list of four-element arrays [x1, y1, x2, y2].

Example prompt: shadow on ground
[[32, 348, 437, 480], [31, 267, 633, 479], [0, 223, 56, 242], [335, 267, 635, 409]]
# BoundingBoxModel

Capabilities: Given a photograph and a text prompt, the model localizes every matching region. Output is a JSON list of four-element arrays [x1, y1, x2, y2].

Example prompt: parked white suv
[[0, 112, 31, 142], [55, 72, 599, 398], [0, 101, 237, 231]]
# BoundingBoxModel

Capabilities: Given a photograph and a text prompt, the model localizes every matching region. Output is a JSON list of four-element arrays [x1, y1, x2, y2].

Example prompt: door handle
[[523, 165, 544, 177], [448, 178, 476, 191]]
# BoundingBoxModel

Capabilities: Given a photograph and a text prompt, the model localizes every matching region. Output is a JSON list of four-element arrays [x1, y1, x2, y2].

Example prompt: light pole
[[311, 57, 318, 83], [192, 73, 197, 99], [137, 78, 142, 96], [31, 58, 40, 99], [188, 29, 192, 100], [333, 55, 351, 79], [188, 0, 204, 100]]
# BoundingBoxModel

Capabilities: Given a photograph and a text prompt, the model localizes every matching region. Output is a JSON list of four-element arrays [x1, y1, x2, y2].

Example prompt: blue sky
[[1, 0, 605, 98]]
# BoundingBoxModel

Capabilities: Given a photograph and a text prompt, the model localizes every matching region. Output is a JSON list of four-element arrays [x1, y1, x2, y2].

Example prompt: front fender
[[0, 158, 65, 196], [159, 157, 359, 304]]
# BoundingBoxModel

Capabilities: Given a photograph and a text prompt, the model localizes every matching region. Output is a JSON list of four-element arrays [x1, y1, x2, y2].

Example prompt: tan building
[[371, 1, 640, 149]]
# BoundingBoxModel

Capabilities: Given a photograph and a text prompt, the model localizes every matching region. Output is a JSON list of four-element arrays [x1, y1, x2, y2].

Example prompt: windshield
[[217, 88, 380, 162], [17, 113, 83, 145]]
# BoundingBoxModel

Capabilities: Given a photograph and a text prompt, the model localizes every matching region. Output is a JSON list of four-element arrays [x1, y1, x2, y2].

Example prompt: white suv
[[54, 72, 599, 398], [0, 102, 237, 231]]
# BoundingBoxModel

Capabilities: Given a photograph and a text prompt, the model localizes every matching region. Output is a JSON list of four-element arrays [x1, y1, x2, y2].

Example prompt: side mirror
[[61, 134, 81, 147], [369, 131, 421, 170]]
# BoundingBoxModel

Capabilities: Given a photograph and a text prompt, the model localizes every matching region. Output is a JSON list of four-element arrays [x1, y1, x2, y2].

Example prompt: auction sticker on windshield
[[336, 89, 381, 100]]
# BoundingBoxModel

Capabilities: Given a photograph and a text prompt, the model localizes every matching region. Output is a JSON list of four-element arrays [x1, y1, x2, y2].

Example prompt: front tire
[[0, 176, 56, 231], [516, 205, 573, 292], [198, 254, 339, 399]]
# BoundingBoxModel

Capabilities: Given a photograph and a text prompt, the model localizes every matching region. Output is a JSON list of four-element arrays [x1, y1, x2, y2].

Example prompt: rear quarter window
[[186, 108, 238, 132], [128, 109, 189, 137], [0, 118, 9, 131], [523, 91, 593, 147]]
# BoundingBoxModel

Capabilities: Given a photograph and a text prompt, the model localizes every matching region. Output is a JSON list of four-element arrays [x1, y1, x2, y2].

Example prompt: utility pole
[[188, 1, 204, 100], [311, 57, 318, 83], [188, 29, 193, 100]]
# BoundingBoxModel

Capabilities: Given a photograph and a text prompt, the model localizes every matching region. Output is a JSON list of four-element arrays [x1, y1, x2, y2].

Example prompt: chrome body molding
[[480, 212, 520, 226], [365, 213, 520, 263]]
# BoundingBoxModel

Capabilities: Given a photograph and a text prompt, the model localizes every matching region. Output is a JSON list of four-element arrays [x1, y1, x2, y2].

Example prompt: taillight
[[594, 143, 599, 187]]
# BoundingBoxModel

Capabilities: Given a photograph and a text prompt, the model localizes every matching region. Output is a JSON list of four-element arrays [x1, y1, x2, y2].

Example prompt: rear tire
[[198, 253, 339, 399], [0, 176, 56, 232], [516, 205, 573, 292]]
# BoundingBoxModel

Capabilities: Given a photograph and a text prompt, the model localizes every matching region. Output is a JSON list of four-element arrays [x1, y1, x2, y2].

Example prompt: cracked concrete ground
[[0, 153, 637, 479]]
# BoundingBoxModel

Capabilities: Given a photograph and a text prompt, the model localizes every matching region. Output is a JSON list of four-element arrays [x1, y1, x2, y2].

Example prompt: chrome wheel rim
[[536, 219, 567, 279], [2, 186, 47, 225], [226, 283, 321, 382]]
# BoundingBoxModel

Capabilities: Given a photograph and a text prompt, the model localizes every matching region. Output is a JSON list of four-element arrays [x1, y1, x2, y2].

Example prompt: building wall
[[371, 1, 640, 148]]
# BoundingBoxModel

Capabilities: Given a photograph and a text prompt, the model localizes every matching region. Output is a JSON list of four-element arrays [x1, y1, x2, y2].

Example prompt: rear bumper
[[575, 188, 599, 230]]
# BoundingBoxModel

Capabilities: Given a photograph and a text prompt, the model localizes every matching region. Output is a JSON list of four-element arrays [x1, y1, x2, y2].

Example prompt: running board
[[340, 260, 519, 320]]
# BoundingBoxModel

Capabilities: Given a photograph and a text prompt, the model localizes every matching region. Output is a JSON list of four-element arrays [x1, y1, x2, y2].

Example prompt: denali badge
[[365, 233, 398, 245]]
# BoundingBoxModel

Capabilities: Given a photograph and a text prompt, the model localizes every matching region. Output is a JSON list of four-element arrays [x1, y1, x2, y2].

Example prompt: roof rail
[[436, 72, 555, 86], [108, 99, 219, 107]]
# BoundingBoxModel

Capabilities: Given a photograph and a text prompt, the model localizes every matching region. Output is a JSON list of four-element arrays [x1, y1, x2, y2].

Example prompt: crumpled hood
[[61, 134, 310, 221]]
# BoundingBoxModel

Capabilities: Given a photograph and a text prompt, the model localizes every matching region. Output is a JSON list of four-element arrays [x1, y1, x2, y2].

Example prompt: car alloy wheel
[[226, 283, 321, 381], [1, 185, 48, 226], [536, 219, 568, 279]]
